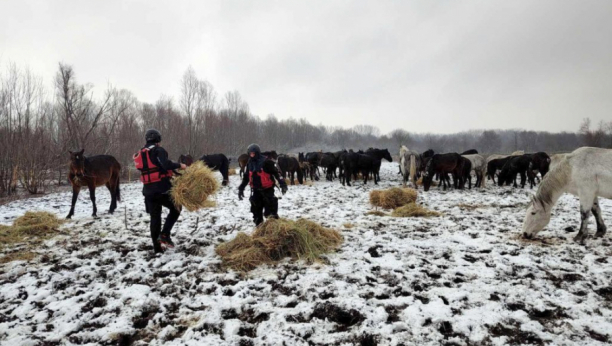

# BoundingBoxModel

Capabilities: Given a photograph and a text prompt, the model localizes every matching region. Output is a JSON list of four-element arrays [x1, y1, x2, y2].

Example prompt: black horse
[[320, 153, 339, 181], [459, 156, 473, 189], [305, 152, 323, 181], [460, 149, 478, 155], [497, 155, 534, 188], [365, 148, 393, 182], [179, 153, 230, 186], [423, 153, 464, 191], [341, 151, 378, 186], [529, 152, 551, 179], [277, 155, 303, 185], [486, 156, 514, 184]]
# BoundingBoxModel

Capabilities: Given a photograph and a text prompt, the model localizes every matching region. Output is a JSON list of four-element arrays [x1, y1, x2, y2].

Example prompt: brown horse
[[67, 149, 121, 219], [423, 153, 464, 191], [238, 153, 249, 178]]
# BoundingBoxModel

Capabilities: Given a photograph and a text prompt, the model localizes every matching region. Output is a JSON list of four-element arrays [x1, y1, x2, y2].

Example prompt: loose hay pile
[[369, 187, 417, 209], [216, 218, 343, 271], [392, 204, 441, 217], [171, 161, 220, 211], [228, 168, 237, 176], [0, 211, 63, 262]]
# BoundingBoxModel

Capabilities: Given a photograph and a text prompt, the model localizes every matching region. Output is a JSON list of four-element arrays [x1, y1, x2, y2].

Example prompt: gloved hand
[[238, 189, 245, 200], [281, 184, 288, 195]]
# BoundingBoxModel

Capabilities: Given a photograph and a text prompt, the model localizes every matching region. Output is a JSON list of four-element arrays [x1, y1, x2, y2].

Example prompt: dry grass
[[171, 161, 220, 211], [0, 211, 63, 263], [369, 187, 417, 209], [416, 178, 438, 187], [365, 210, 388, 217], [228, 168, 237, 176], [343, 223, 355, 229], [456, 203, 483, 211], [216, 218, 343, 271], [392, 203, 441, 218]]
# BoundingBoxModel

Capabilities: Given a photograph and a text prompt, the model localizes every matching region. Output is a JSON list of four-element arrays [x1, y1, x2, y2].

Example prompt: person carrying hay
[[238, 144, 288, 226], [134, 129, 187, 252]]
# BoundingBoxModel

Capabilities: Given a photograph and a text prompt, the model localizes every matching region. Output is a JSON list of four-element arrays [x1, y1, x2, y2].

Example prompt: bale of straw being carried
[[216, 218, 343, 271], [171, 161, 220, 212], [369, 187, 417, 209]]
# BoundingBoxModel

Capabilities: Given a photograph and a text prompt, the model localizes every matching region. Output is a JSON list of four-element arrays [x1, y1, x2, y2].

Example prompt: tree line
[[1, 62, 611, 197]]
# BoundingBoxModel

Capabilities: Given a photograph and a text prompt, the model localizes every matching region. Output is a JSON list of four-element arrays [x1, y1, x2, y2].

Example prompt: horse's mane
[[534, 155, 571, 207]]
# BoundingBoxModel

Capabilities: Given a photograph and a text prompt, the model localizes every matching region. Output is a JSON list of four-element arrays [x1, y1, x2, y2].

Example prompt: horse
[[486, 155, 511, 183], [277, 155, 304, 185], [238, 154, 249, 177], [365, 148, 393, 182], [399, 146, 420, 188], [320, 153, 338, 181], [341, 152, 377, 186], [523, 147, 612, 244], [305, 152, 323, 181], [459, 157, 473, 189], [423, 153, 464, 191], [66, 149, 121, 219], [498, 155, 533, 188], [462, 154, 486, 188], [529, 152, 551, 179], [179, 153, 230, 186], [460, 149, 478, 155], [262, 151, 278, 161]]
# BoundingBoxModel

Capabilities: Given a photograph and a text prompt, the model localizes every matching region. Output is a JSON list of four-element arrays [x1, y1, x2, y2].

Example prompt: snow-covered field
[[1, 162, 611, 346]]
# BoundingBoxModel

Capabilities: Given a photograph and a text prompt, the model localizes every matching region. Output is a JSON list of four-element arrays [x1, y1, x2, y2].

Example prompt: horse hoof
[[66, 215, 72, 220], [573, 234, 587, 244], [595, 230, 606, 238]]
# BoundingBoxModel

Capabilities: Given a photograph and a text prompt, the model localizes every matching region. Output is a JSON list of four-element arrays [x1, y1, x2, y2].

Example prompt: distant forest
[[1, 63, 611, 196]]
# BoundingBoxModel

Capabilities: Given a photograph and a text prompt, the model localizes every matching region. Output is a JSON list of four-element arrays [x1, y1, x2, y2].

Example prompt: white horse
[[399, 145, 420, 188], [462, 154, 486, 188], [523, 147, 612, 244]]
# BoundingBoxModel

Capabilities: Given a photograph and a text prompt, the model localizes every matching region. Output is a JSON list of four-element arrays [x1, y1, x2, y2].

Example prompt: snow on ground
[[1, 162, 611, 346]]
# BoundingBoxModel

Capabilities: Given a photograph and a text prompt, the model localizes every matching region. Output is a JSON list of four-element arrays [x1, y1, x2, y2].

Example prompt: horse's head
[[69, 149, 86, 177], [178, 154, 194, 166], [382, 149, 393, 162], [523, 196, 552, 239], [422, 156, 435, 191]]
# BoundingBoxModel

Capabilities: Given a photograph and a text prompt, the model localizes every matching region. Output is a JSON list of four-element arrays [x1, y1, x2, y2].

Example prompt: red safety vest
[[133, 146, 173, 184], [249, 169, 274, 189]]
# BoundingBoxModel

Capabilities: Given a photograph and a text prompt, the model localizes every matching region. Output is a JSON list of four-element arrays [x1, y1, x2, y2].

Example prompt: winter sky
[[1, 1, 611, 134]]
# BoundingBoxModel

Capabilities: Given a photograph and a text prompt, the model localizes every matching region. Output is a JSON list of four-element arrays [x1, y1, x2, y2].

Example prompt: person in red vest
[[134, 129, 186, 253], [238, 144, 288, 225]]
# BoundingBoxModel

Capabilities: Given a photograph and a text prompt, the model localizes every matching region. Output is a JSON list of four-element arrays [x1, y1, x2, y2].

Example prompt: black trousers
[[145, 193, 181, 250], [250, 188, 278, 226]]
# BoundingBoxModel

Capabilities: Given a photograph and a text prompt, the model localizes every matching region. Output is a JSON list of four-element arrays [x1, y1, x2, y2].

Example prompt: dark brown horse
[[423, 153, 464, 191], [178, 153, 230, 186], [277, 155, 304, 185], [67, 149, 121, 219]]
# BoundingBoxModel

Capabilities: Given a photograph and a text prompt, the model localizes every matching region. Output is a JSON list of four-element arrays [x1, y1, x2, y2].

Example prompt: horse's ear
[[78, 149, 85, 155], [68, 150, 73, 155]]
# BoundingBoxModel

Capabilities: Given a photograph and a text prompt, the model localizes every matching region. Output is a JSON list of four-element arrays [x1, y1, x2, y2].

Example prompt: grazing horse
[[486, 155, 511, 183], [277, 155, 304, 185], [67, 150, 121, 219], [498, 155, 533, 188], [462, 154, 486, 188], [460, 149, 478, 155], [305, 152, 323, 181], [459, 157, 473, 189], [399, 146, 421, 188], [523, 147, 612, 244], [529, 152, 551, 179], [179, 153, 230, 186], [341, 152, 377, 186], [238, 154, 249, 178], [423, 153, 464, 191]]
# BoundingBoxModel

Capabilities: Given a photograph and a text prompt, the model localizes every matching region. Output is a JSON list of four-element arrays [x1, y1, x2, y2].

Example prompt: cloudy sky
[[1, 1, 611, 134]]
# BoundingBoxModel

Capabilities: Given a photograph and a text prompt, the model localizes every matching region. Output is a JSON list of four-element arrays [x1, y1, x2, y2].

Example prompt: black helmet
[[145, 129, 162, 143], [247, 143, 261, 155]]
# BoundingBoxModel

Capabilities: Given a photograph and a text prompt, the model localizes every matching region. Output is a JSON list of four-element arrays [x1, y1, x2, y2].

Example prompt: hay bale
[[0, 211, 62, 247], [369, 187, 417, 209], [171, 161, 219, 211], [391, 203, 440, 217], [215, 218, 343, 271]]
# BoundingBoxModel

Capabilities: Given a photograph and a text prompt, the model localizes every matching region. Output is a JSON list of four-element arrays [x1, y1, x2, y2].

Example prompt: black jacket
[[141, 143, 181, 197], [239, 157, 286, 191]]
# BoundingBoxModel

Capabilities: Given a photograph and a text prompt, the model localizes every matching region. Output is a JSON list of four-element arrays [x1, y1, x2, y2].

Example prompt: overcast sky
[[1, 1, 611, 134]]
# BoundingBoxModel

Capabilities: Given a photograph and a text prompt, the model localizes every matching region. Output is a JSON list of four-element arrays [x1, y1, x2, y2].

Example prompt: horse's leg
[[88, 184, 98, 218], [290, 171, 295, 185], [520, 171, 526, 188], [593, 198, 607, 238], [106, 182, 116, 213], [66, 185, 81, 219], [574, 196, 595, 244]]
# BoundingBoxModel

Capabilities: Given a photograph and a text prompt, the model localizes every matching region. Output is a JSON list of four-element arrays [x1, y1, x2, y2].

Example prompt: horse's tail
[[115, 170, 121, 202], [409, 154, 417, 187]]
